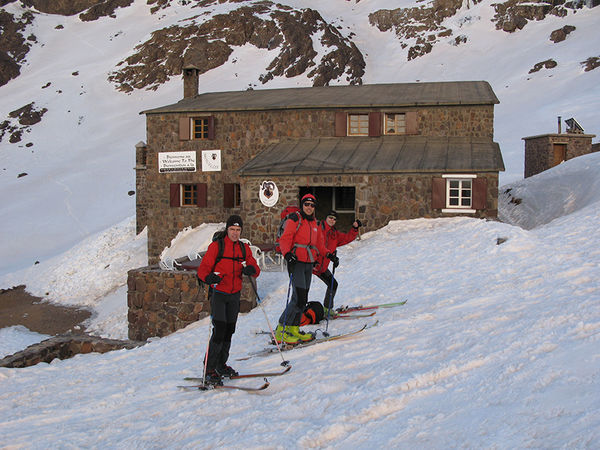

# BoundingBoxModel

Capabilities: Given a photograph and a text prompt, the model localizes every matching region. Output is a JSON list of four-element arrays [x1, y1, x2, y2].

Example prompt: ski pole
[[202, 283, 217, 386], [246, 274, 290, 367], [324, 264, 336, 337]]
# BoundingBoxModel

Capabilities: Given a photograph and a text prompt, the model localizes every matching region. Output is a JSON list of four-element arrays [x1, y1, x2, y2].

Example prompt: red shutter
[[335, 112, 347, 137], [179, 117, 190, 141], [196, 183, 207, 207], [223, 183, 234, 208], [170, 184, 180, 207], [432, 178, 445, 209], [207, 115, 215, 140], [406, 111, 418, 135], [368, 112, 382, 137], [472, 177, 487, 210]]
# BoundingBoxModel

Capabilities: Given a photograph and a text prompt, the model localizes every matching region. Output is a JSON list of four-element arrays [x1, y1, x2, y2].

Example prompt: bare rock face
[[0, 9, 35, 87], [0, 102, 48, 143], [528, 59, 558, 73], [108, 2, 365, 91], [492, 0, 573, 33], [368, 0, 472, 61], [550, 25, 576, 43], [581, 56, 600, 72], [20, 0, 104, 15]]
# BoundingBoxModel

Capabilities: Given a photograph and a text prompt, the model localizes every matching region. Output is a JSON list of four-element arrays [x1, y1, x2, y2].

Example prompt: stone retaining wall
[[127, 264, 256, 341], [0, 335, 144, 368]]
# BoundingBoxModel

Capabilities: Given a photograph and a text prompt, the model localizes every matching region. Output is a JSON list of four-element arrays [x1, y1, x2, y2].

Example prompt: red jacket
[[197, 237, 260, 294], [278, 212, 328, 264], [313, 221, 358, 275]]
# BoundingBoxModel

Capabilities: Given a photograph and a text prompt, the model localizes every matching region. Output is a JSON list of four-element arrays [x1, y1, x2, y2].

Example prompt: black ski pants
[[317, 269, 338, 310], [206, 290, 240, 372]]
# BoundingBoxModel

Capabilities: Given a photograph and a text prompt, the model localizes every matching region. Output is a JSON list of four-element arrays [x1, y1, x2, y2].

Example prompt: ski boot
[[287, 325, 315, 342], [274, 324, 300, 345], [204, 370, 223, 386], [216, 364, 239, 377]]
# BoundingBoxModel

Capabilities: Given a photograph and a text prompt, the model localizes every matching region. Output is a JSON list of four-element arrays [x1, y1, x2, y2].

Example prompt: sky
[[0, 1, 599, 447], [1, 150, 599, 448]]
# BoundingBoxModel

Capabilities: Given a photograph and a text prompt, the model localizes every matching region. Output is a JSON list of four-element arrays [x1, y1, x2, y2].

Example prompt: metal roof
[[237, 136, 505, 175], [141, 81, 499, 114]]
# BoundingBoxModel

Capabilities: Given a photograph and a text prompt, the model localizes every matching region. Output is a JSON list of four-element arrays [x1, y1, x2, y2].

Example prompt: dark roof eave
[[142, 100, 498, 115], [238, 168, 505, 176]]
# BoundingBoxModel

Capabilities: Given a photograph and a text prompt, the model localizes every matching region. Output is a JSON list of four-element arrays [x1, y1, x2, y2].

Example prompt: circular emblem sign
[[259, 180, 279, 207]]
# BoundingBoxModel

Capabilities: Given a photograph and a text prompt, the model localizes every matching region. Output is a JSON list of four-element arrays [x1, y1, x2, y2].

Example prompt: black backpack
[[210, 230, 247, 272], [300, 301, 325, 325]]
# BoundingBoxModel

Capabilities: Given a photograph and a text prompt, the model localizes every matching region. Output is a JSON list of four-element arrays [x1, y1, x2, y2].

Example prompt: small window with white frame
[[442, 174, 476, 213], [348, 114, 369, 136], [384, 113, 406, 135]]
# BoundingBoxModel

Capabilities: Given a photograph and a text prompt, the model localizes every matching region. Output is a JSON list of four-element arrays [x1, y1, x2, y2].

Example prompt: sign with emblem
[[158, 151, 196, 173], [259, 180, 279, 207], [201, 150, 221, 172]]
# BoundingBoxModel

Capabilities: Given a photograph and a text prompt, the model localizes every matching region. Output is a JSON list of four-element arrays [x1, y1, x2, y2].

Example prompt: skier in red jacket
[[197, 215, 260, 385], [313, 210, 362, 315], [276, 193, 332, 344]]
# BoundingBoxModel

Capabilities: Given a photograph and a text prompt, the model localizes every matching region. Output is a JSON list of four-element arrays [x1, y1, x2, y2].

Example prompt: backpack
[[300, 301, 325, 326], [210, 229, 246, 272], [275, 206, 301, 253]]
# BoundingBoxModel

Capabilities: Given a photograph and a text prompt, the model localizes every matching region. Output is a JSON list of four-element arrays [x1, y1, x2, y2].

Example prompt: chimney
[[557, 116, 561, 134], [182, 65, 200, 99]]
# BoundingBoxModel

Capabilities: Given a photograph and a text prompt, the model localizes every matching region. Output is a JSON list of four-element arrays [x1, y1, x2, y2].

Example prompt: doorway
[[298, 186, 356, 230], [552, 144, 567, 167]]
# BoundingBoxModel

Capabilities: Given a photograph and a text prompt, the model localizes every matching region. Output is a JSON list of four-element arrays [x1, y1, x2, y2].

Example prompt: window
[[432, 175, 486, 214], [447, 178, 472, 208], [179, 116, 215, 140], [224, 183, 241, 208], [170, 183, 207, 207], [384, 113, 406, 135], [181, 184, 197, 206], [193, 118, 209, 140], [348, 114, 369, 136]]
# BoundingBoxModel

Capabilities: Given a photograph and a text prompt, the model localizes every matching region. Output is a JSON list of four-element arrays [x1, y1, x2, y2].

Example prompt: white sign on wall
[[259, 180, 279, 207], [202, 150, 222, 172], [158, 151, 196, 173]]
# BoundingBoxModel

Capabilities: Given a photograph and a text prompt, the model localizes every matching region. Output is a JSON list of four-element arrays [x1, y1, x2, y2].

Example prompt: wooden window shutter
[[207, 115, 215, 140], [431, 178, 445, 209], [170, 184, 180, 207], [335, 112, 347, 137], [179, 117, 190, 141], [196, 183, 207, 207], [368, 112, 382, 137], [223, 183, 235, 208], [405, 111, 418, 135], [472, 177, 487, 210]]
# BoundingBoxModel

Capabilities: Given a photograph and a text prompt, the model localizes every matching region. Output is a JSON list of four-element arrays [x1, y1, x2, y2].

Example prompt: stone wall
[[142, 105, 496, 264], [524, 133, 596, 178], [0, 335, 144, 368], [127, 265, 257, 341], [243, 172, 499, 243]]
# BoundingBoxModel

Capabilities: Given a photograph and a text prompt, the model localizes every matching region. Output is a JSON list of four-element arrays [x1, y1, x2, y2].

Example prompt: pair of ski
[[241, 320, 379, 360], [178, 365, 291, 392]]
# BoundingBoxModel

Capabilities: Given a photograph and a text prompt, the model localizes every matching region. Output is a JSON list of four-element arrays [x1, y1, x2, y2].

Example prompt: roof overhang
[[237, 136, 505, 176]]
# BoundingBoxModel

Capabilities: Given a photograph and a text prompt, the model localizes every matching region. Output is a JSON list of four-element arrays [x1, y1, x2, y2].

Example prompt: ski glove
[[205, 272, 222, 285], [242, 265, 256, 276], [327, 252, 339, 268], [284, 252, 297, 265]]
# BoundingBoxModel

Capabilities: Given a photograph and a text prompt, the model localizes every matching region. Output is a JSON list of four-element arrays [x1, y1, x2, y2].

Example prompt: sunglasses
[[327, 216, 337, 221], [303, 202, 315, 207]]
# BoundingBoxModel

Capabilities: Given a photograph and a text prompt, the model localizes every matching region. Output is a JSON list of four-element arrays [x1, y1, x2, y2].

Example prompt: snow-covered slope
[[0, 152, 599, 448]]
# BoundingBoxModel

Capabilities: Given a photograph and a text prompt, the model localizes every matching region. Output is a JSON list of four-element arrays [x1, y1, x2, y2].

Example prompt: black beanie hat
[[226, 215, 243, 230], [327, 210, 338, 218]]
